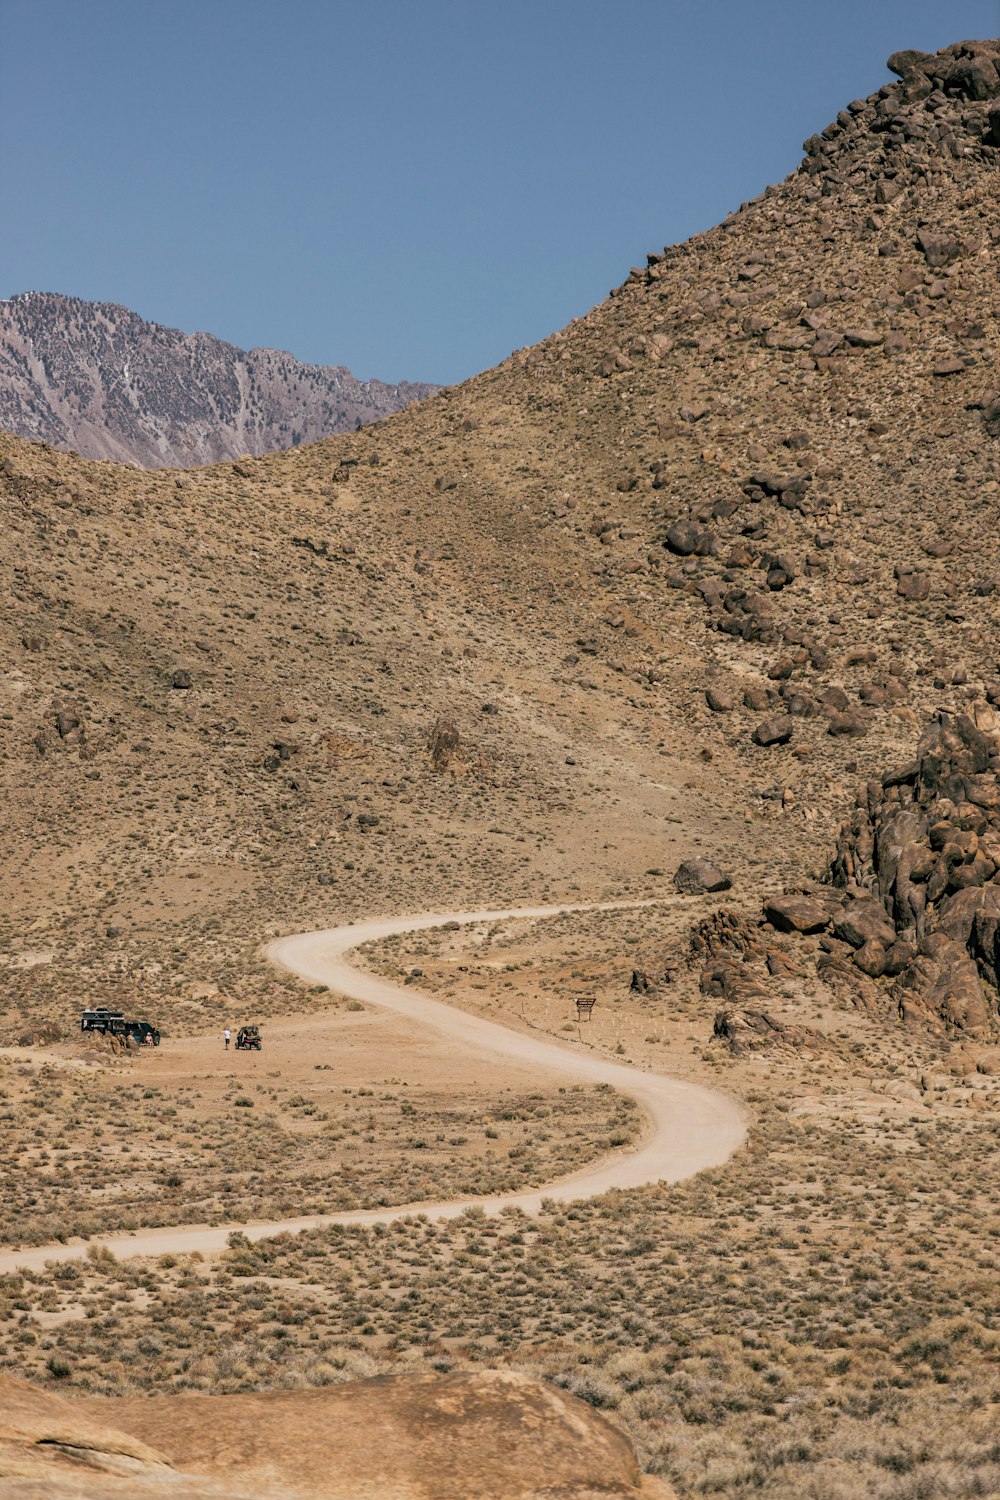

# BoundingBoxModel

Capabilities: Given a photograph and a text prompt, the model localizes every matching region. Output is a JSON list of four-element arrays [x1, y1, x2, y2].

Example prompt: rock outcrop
[[690, 705, 1000, 1042], [0, 1373, 184, 1498], [712, 1004, 827, 1056], [820, 703, 1000, 1035], [0, 1369, 679, 1499], [745, 704, 1000, 1037]]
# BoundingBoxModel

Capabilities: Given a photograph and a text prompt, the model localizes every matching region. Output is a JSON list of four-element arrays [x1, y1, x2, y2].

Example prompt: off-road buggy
[[235, 1024, 261, 1051]]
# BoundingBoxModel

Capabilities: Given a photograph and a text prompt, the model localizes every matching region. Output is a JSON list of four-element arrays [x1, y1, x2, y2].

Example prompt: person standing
[[224, 1027, 231, 1051]]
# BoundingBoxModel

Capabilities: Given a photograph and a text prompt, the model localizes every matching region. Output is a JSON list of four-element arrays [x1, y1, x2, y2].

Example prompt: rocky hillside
[[1, 38, 999, 1043], [0, 291, 438, 466]]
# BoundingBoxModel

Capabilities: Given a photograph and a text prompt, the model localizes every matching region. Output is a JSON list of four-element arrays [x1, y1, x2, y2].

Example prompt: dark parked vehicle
[[81, 1009, 160, 1046], [235, 1025, 261, 1051], [127, 1020, 161, 1047]]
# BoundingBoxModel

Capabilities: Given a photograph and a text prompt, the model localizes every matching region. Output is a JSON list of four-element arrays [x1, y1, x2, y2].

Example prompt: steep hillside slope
[[0, 292, 438, 466], [1, 40, 999, 1039]]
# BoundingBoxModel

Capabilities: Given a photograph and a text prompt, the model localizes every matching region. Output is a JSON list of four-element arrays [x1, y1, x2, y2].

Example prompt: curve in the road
[[0, 904, 746, 1275]]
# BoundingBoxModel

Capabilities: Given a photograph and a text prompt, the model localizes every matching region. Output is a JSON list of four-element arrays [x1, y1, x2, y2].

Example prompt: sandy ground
[[0, 905, 746, 1275]]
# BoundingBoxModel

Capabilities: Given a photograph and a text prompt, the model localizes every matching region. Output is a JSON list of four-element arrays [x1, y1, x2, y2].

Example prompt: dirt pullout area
[[0, 904, 745, 1275]]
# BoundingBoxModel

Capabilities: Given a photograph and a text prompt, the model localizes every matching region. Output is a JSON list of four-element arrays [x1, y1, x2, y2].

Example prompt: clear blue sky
[[4, 0, 998, 384]]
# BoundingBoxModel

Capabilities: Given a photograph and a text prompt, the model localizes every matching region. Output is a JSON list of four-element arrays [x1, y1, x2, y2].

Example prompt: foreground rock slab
[[0, 1369, 675, 1499]]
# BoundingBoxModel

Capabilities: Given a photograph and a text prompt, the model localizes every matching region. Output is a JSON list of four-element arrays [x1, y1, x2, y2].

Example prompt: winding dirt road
[[0, 904, 746, 1275]]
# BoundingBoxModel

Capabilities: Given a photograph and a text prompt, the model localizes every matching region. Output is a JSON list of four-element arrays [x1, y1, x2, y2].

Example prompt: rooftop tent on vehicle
[[81, 1008, 126, 1032]]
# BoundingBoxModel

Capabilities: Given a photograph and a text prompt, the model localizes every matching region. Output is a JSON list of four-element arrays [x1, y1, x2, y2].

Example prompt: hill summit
[[0, 291, 439, 467]]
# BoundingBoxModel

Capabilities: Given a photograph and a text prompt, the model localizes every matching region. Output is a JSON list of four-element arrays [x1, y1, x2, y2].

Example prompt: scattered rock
[[752, 716, 793, 747], [827, 710, 870, 737], [673, 858, 732, 895], [896, 570, 931, 600], [427, 717, 462, 772]]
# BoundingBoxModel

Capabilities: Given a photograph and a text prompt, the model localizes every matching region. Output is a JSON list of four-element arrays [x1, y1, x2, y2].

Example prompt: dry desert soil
[[2, 35, 1000, 1500]]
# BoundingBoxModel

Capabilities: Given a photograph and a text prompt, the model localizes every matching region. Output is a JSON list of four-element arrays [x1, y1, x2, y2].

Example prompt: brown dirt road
[[0, 904, 746, 1275]]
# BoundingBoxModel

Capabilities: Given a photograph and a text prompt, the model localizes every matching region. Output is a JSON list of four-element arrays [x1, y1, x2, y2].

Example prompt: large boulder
[[886, 48, 931, 79], [893, 935, 992, 1038], [797, 705, 1000, 1034], [854, 938, 888, 977], [916, 229, 962, 268], [827, 710, 869, 737], [664, 519, 716, 557], [896, 570, 931, 601], [942, 48, 1000, 100], [764, 894, 831, 934], [674, 858, 732, 895], [832, 897, 895, 950], [937, 885, 1000, 988], [67, 1371, 676, 1500], [713, 1005, 826, 1056], [752, 715, 793, 747]]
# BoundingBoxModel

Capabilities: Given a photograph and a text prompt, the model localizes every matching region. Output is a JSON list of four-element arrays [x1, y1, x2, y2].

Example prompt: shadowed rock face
[[1, 1370, 677, 1499], [0, 293, 439, 468], [688, 702, 1000, 1046], [823, 703, 1000, 1035], [719, 704, 1000, 1040]]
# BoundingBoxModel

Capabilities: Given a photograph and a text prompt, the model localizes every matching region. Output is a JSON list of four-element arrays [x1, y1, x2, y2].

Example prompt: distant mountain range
[[0, 291, 439, 467]]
